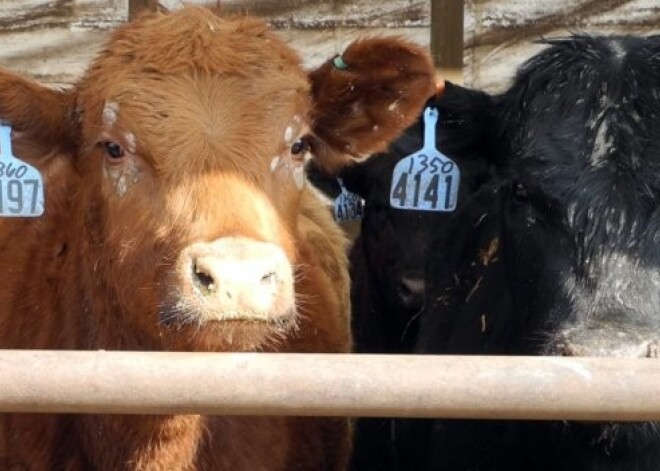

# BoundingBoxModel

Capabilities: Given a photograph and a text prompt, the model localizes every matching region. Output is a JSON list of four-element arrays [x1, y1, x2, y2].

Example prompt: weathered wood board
[[0, 0, 430, 85], [466, 0, 660, 92], [0, 0, 127, 85], [4, 0, 659, 92], [160, 0, 431, 68], [161, 0, 430, 28]]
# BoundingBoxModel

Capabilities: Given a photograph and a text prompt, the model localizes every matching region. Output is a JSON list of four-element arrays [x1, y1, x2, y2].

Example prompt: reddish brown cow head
[[0, 7, 434, 352]]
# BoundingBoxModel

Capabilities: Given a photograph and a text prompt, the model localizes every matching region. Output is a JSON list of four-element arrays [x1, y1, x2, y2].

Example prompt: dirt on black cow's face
[[422, 37, 660, 361], [62, 7, 435, 351], [497, 35, 660, 359], [410, 35, 660, 470]]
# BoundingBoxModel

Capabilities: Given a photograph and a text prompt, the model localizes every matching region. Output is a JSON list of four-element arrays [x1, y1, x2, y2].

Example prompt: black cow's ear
[[338, 161, 369, 199], [432, 81, 496, 160], [434, 81, 492, 111], [306, 161, 342, 199]]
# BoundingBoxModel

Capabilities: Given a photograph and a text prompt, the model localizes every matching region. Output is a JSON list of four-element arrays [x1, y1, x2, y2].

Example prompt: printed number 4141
[[391, 172, 454, 210]]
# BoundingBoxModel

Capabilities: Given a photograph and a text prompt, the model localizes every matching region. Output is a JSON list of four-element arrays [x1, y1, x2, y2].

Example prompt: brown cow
[[0, 6, 434, 471]]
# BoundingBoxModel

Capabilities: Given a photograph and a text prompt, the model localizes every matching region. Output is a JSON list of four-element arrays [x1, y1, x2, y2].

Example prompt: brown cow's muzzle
[[173, 237, 296, 326]]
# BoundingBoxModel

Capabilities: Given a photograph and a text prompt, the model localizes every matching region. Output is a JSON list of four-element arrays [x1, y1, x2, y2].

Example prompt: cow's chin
[[158, 307, 299, 352], [550, 421, 660, 457]]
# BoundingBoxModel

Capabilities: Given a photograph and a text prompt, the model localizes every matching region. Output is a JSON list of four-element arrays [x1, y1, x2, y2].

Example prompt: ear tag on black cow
[[334, 178, 364, 222], [389, 107, 460, 212], [0, 124, 45, 217]]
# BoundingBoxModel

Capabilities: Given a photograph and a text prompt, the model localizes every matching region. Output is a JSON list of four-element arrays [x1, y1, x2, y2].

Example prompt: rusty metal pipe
[[0, 350, 657, 421]]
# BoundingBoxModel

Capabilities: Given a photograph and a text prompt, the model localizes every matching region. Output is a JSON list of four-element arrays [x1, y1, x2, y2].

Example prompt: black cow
[[404, 35, 660, 471], [340, 87, 494, 355], [306, 87, 494, 471]]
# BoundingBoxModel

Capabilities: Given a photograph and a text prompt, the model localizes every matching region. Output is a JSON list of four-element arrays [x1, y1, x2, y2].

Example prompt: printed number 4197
[[0, 179, 41, 214]]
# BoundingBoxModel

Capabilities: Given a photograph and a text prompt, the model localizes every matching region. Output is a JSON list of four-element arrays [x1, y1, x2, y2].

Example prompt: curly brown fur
[[309, 36, 436, 173]]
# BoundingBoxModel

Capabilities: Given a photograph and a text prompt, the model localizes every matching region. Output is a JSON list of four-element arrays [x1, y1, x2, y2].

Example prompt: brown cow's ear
[[0, 68, 78, 152], [308, 37, 435, 173]]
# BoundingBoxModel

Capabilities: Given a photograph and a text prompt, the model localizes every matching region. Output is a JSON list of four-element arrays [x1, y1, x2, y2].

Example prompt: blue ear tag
[[0, 124, 45, 217], [389, 107, 460, 211], [334, 178, 364, 222]]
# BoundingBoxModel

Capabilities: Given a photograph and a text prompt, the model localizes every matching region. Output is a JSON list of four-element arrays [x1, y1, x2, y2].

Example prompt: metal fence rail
[[0, 350, 657, 420]]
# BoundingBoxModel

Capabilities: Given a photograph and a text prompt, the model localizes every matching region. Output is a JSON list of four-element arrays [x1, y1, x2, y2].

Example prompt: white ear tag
[[389, 107, 460, 212], [0, 124, 45, 217], [334, 178, 364, 222]]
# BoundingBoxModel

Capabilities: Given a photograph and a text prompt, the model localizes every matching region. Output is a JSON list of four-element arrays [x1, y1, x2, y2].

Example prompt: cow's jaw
[[550, 252, 660, 358]]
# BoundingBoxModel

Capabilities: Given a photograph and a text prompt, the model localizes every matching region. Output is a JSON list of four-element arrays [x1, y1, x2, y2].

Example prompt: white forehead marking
[[102, 102, 119, 126], [589, 119, 613, 168], [293, 166, 305, 190], [284, 126, 293, 143], [608, 39, 626, 61], [270, 156, 281, 172], [293, 114, 302, 124], [124, 132, 137, 153]]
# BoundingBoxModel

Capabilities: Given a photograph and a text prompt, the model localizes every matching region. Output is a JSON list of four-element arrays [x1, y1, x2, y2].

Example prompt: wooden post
[[128, 0, 159, 21], [431, 0, 464, 84], [0, 351, 659, 420]]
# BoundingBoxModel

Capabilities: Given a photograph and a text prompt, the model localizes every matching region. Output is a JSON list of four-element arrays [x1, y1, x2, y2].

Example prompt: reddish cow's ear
[[308, 37, 435, 173], [0, 68, 78, 152]]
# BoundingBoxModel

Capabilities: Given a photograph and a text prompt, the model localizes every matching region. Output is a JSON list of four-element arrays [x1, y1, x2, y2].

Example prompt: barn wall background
[[0, 1, 659, 90], [0, 0, 127, 85], [0, 0, 430, 86], [467, 0, 660, 92]]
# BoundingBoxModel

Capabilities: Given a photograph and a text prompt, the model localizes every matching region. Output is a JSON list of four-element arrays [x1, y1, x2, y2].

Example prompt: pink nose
[[178, 237, 295, 323]]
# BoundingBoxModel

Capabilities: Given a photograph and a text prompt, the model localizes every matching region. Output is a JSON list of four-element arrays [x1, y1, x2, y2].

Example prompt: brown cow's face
[[75, 21, 315, 351], [0, 7, 434, 352]]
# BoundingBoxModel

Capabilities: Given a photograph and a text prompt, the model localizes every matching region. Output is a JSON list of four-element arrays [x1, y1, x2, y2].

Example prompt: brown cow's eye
[[103, 141, 125, 160], [291, 138, 309, 156]]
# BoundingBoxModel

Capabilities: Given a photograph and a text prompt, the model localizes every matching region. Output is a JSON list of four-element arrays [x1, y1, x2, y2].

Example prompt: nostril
[[398, 273, 426, 307], [399, 276, 425, 297], [192, 261, 216, 293]]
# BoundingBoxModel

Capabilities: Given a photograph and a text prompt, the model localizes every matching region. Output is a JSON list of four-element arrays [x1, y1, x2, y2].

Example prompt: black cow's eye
[[291, 138, 309, 156], [512, 181, 529, 201], [103, 141, 125, 160]]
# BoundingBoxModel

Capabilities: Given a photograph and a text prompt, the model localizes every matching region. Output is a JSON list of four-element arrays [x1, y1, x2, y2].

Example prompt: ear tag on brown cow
[[334, 178, 364, 222], [389, 107, 460, 212], [0, 124, 44, 217]]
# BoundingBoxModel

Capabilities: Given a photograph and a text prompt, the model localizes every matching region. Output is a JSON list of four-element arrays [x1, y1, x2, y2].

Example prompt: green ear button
[[333, 55, 349, 70]]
